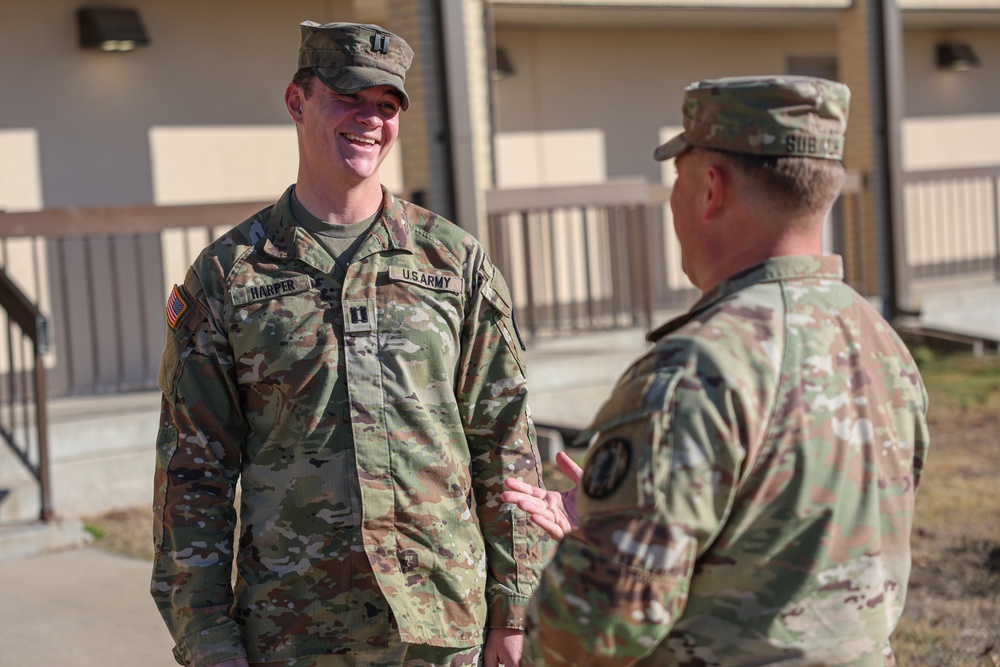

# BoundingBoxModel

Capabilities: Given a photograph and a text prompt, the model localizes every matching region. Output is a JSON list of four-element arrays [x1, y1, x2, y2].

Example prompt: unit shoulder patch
[[582, 437, 632, 500], [388, 266, 463, 294]]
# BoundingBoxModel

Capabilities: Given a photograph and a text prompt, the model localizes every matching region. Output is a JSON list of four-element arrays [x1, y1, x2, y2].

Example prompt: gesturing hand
[[502, 451, 582, 541]]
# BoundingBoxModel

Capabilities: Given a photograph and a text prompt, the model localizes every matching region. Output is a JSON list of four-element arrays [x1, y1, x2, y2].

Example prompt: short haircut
[[291, 67, 317, 98], [708, 149, 846, 218]]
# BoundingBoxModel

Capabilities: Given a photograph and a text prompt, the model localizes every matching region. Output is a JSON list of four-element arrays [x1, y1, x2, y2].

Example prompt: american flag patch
[[165, 285, 189, 329]]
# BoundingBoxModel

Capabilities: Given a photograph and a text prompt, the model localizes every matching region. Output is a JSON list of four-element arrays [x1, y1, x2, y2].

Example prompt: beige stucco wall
[[493, 26, 839, 186], [901, 28, 1000, 170], [0, 0, 378, 209], [493, 22, 1000, 183]]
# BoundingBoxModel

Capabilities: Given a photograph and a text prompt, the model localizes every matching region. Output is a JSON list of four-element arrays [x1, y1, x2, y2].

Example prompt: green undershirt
[[290, 187, 381, 272]]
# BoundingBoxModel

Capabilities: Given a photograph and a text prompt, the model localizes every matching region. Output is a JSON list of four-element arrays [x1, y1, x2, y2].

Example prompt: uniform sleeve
[[455, 257, 552, 630], [151, 268, 249, 667], [522, 362, 746, 666]]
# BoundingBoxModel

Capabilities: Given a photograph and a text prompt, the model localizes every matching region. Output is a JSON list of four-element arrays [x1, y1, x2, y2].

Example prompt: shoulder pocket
[[578, 365, 683, 444], [481, 265, 528, 355], [575, 367, 683, 514], [481, 265, 513, 318], [158, 284, 206, 397]]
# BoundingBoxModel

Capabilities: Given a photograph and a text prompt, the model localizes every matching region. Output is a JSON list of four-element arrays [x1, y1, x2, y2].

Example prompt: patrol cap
[[297, 21, 414, 111], [654, 75, 850, 162]]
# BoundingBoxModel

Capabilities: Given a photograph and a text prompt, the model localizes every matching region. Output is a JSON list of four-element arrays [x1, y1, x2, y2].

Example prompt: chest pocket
[[229, 275, 329, 368], [376, 265, 464, 343], [228, 274, 344, 450]]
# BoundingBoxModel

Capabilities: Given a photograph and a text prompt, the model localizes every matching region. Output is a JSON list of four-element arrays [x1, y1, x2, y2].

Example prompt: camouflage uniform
[[151, 187, 548, 662], [522, 77, 930, 666]]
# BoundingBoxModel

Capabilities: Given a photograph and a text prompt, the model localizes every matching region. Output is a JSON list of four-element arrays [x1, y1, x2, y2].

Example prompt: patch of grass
[[84, 506, 154, 561], [83, 523, 105, 540], [919, 352, 1000, 416], [893, 617, 956, 665]]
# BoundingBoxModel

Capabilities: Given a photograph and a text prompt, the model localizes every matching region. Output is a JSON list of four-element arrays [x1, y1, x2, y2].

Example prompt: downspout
[[877, 0, 912, 317], [439, 0, 485, 236], [433, 0, 458, 221]]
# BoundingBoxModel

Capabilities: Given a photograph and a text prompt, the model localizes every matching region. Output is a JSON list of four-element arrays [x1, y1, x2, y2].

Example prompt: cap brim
[[314, 66, 410, 111], [653, 133, 690, 161]]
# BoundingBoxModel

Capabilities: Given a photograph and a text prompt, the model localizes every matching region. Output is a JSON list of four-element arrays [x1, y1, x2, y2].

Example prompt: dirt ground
[[84, 352, 1000, 665], [897, 422, 1000, 666]]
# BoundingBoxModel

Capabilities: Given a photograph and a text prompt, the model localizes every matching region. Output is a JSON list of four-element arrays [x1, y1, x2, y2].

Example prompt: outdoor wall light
[[936, 42, 980, 72], [77, 8, 150, 52], [491, 47, 515, 80]]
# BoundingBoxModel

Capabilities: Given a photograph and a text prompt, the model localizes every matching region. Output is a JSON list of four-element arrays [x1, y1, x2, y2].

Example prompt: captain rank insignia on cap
[[582, 437, 632, 499], [165, 285, 189, 330], [371, 31, 390, 54]]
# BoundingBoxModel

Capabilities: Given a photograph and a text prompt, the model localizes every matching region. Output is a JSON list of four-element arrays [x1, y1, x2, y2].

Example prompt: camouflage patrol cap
[[654, 75, 850, 161], [298, 21, 413, 111]]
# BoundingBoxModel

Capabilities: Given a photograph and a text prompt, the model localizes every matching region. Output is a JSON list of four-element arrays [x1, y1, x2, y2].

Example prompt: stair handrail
[[0, 267, 52, 521]]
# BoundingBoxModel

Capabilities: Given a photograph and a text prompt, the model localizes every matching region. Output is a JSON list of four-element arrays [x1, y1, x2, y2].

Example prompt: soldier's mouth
[[344, 133, 377, 146]]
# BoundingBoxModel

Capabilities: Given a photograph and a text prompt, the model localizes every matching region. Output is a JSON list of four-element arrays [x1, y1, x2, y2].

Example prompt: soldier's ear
[[285, 83, 306, 124], [702, 163, 728, 220]]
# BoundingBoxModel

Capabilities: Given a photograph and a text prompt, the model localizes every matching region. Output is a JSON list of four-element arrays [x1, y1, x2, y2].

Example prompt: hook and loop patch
[[582, 437, 632, 499]]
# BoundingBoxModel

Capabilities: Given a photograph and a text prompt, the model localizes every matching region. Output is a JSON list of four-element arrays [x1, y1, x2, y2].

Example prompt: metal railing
[[903, 165, 1000, 279], [0, 268, 52, 521], [0, 201, 269, 397], [0, 165, 994, 398], [486, 178, 695, 337]]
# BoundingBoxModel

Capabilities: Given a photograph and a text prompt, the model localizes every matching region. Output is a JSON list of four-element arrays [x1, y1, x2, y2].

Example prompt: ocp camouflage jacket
[[523, 255, 930, 667], [152, 186, 549, 667]]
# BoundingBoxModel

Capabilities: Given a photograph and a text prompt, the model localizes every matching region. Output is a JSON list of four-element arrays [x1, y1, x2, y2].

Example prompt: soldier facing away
[[503, 75, 930, 666], [151, 21, 550, 667]]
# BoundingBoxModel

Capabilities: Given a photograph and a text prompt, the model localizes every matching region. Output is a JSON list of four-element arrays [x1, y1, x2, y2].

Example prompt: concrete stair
[[0, 429, 94, 560], [912, 272, 1000, 344], [0, 442, 41, 524], [0, 390, 160, 560], [0, 520, 92, 562]]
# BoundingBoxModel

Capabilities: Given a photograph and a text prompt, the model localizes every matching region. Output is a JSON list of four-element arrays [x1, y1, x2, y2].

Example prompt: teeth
[[345, 133, 376, 145]]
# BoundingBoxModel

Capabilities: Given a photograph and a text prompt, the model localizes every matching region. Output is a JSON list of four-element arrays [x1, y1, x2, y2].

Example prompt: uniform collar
[[261, 186, 414, 272], [647, 255, 844, 342], [358, 187, 413, 260]]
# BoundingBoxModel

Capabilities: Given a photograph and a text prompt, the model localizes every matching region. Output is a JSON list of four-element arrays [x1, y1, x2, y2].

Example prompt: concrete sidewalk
[[0, 547, 177, 666]]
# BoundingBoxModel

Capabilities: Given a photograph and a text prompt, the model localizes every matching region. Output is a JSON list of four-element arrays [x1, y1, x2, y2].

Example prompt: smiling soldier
[[151, 20, 550, 667]]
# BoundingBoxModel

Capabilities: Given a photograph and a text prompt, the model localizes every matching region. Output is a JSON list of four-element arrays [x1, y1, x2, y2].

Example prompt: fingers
[[555, 451, 583, 483], [504, 476, 546, 497], [502, 478, 547, 511], [501, 488, 552, 517], [529, 513, 567, 541], [503, 475, 574, 541]]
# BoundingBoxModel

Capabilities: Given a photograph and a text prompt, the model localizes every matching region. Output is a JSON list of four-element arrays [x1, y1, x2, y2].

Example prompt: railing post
[[632, 204, 653, 329], [993, 176, 1000, 281], [35, 346, 52, 522], [520, 211, 537, 336]]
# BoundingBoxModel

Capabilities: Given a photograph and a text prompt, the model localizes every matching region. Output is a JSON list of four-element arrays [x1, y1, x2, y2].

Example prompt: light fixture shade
[[936, 42, 980, 71], [492, 47, 515, 80], [77, 8, 150, 52]]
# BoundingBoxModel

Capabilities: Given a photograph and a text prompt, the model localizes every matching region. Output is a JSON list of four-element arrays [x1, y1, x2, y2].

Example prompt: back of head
[[656, 75, 851, 216]]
